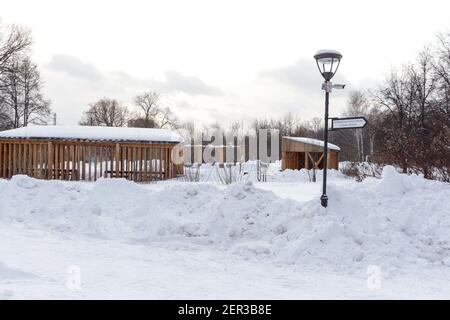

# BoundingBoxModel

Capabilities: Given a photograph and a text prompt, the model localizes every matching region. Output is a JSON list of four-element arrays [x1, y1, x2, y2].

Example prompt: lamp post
[[314, 49, 343, 208]]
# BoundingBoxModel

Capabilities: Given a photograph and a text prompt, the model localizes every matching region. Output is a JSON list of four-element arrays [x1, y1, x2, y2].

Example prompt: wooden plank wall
[[282, 150, 339, 171], [0, 139, 176, 182]]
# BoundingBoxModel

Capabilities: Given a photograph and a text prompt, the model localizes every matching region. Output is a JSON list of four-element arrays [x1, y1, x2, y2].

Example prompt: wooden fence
[[0, 139, 179, 182]]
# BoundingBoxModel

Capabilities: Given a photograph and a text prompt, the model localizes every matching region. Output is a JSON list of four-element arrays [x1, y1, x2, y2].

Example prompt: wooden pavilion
[[281, 136, 340, 171], [0, 125, 183, 182]]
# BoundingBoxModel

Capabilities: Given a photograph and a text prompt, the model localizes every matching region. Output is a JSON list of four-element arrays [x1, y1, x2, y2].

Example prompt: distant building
[[281, 136, 340, 170]]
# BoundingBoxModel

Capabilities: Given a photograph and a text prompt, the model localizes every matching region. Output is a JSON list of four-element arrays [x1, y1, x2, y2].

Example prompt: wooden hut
[[0, 125, 183, 182], [281, 136, 340, 170]]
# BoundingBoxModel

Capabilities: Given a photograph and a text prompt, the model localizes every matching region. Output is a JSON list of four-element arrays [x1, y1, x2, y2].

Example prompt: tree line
[[0, 22, 51, 130], [79, 92, 178, 129], [229, 32, 450, 181]]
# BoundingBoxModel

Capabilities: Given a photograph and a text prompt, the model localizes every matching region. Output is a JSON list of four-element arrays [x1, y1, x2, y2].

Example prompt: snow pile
[[267, 168, 345, 182], [0, 166, 449, 273]]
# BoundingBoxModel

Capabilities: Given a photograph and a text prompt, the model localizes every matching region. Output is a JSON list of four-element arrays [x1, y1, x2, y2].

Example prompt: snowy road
[[1, 167, 450, 299], [1, 218, 449, 299]]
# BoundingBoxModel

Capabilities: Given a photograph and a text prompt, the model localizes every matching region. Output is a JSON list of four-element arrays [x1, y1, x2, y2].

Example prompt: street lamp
[[314, 49, 343, 208]]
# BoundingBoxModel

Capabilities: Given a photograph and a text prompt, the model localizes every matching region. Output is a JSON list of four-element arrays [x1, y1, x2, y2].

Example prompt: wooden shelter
[[0, 125, 183, 182], [281, 136, 340, 171]]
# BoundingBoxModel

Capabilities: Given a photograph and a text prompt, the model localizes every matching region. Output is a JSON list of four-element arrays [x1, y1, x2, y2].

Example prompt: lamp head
[[314, 49, 342, 81]]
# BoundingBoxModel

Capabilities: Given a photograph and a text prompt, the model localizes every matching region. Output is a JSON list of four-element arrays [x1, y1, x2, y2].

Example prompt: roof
[[0, 125, 183, 143], [283, 136, 340, 151]]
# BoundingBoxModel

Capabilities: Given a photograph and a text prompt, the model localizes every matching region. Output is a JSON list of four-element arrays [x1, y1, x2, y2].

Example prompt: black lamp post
[[314, 49, 343, 208]]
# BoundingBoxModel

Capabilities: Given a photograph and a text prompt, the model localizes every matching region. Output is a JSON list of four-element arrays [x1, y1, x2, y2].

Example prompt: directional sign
[[331, 117, 367, 130]]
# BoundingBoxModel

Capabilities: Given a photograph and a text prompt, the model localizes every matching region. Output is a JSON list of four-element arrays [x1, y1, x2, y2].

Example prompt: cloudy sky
[[1, 0, 450, 128]]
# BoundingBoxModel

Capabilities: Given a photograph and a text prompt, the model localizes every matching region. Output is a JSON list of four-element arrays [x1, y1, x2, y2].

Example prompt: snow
[[283, 136, 341, 151], [0, 125, 183, 143], [315, 49, 342, 56], [0, 165, 449, 299]]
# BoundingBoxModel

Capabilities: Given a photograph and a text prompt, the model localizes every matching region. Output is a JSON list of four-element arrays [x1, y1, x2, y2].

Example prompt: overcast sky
[[1, 0, 450, 128]]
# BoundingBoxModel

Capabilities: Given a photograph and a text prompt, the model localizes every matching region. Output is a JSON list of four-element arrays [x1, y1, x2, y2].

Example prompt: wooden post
[[143, 147, 148, 181], [115, 143, 120, 178], [0, 143, 3, 178], [12, 143, 16, 176], [1, 143, 5, 178], [121, 146, 125, 178], [88, 146, 91, 181], [148, 147, 154, 181], [137, 147, 142, 182], [159, 148, 163, 180], [166, 147, 170, 179], [94, 146, 98, 181], [99, 146, 103, 178], [61, 145, 66, 180], [47, 141, 53, 179], [127, 147, 132, 180], [18, 143, 22, 174]]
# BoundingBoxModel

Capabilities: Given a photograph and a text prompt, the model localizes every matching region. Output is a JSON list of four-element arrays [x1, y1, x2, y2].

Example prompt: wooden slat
[[137, 147, 142, 182], [94, 146, 98, 181], [99, 146, 103, 178], [143, 147, 148, 181], [26, 144, 30, 176], [12, 143, 16, 176], [81, 145, 85, 180], [166, 148, 170, 180], [127, 147, 132, 180], [18, 143, 22, 174], [47, 142, 53, 179], [149, 148, 153, 181], [105, 147, 109, 178], [121, 145, 125, 178], [54, 144, 59, 179], [159, 148, 162, 180], [70, 144, 74, 180], [2, 144, 6, 178], [88, 146, 92, 181], [61, 145, 65, 179], [0, 143, 3, 178], [32, 144, 36, 178], [115, 144, 120, 178]]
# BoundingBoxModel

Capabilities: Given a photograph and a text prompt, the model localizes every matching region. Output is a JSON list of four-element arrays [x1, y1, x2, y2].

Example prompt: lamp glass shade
[[314, 49, 342, 81]]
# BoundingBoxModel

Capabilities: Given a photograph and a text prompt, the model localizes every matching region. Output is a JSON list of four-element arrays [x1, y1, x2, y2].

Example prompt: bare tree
[[158, 106, 178, 129], [0, 56, 51, 128], [129, 91, 178, 129], [80, 98, 129, 127], [19, 57, 51, 126], [0, 24, 31, 74], [345, 90, 370, 161], [134, 92, 160, 119]]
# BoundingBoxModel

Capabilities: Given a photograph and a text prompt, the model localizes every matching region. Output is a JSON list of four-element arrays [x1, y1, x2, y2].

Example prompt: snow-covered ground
[[0, 165, 449, 299]]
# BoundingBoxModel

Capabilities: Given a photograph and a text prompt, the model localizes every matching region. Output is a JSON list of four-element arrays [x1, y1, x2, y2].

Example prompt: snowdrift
[[0, 165, 449, 273]]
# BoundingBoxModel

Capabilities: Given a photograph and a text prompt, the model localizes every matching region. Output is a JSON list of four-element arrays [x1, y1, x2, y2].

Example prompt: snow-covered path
[[1, 166, 450, 299], [1, 223, 449, 299]]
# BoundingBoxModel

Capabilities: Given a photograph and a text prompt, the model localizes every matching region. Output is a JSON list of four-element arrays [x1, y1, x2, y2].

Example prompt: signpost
[[330, 117, 367, 130], [314, 50, 370, 208]]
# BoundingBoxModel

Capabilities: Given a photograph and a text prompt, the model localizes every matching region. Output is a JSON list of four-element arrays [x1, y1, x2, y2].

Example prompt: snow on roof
[[283, 136, 341, 151], [0, 125, 183, 143]]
